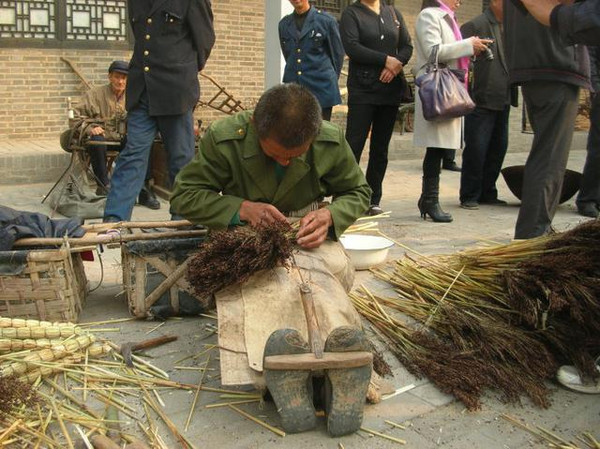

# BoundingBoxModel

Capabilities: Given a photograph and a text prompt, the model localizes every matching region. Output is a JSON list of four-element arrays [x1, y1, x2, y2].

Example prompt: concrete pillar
[[265, 1, 293, 89]]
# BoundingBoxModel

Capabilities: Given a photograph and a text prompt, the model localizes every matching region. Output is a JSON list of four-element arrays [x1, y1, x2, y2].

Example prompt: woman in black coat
[[340, 0, 413, 215]]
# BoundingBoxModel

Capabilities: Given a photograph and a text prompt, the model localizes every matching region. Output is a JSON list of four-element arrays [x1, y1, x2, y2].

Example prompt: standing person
[[103, 0, 215, 223], [412, 0, 491, 222], [442, 149, 461, 171], [340, 0, 413, 216], [504, 0, 590, 239], [459, 0, 514, 209], [577, 46, 600, 218], [279, 0, 344, 121]]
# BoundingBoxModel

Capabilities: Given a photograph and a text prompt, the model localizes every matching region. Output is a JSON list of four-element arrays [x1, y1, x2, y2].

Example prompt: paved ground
[[1, 144, 598, 448]]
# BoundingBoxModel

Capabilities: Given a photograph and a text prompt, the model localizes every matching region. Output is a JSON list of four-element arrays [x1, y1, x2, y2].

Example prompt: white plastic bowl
[[339, 234, 394, 270]]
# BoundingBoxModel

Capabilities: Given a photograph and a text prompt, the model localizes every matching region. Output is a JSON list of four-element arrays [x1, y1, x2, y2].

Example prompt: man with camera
[[459, 0, 516, 209]]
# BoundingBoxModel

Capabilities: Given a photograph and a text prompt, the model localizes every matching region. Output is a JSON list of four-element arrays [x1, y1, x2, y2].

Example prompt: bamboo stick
[[184, 355, 210, 431], [227, 404, 286, 437], [360, 426, 406, 444]]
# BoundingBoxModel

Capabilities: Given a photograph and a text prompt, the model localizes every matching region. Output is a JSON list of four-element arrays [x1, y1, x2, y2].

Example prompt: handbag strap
[[426, 44, 440, 72]]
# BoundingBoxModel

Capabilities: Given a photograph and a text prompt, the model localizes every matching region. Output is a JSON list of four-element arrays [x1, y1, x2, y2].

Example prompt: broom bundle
[[187, 221, 296, 299], [353, 220, 600, 410]]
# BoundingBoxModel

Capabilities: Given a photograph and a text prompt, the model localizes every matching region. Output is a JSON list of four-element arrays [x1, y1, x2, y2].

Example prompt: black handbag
[[415, 45, 475, 121]]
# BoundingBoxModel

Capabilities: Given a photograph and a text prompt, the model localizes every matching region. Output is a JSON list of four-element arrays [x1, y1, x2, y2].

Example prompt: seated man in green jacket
[[171, 83, 372, 436]]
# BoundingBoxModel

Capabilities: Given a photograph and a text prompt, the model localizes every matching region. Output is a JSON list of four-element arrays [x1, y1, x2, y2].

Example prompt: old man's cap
[[108, 60, 129, 75]]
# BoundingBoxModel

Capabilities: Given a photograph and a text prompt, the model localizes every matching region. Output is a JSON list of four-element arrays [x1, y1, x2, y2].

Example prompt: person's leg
[[103, 93, 157, 222], [442, 148, 461, 171], [480, 105, 510, 203], [137, 153, 161, 210], [322, 107, 333, 121], [366, 104, 399, 207], [345, 104, 375, 165], [156, 109, 195, 218], [515, 81, 579, 239], [87, 135, 110, 189], [419, 147, 453, 222], [576, 92, 600, 217], [460, 107, 495, 206]]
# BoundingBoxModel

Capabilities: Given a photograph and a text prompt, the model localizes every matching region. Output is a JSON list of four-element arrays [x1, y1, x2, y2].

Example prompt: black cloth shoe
[[442, 160, 461, 172], [577, 202, 600, 218], [138, 185, 161, 210], [479, 198, 507, 205], [460, 201, 479, 210]]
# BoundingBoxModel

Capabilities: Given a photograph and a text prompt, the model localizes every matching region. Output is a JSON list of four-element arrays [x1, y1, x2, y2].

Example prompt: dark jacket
[[550, 0, 600, 46], [461, 8, 512, 110], [127, 0, 215, 116], [504, 0, 590, 90], [340, 1, 413, 105], [279, 7, 344, 109]]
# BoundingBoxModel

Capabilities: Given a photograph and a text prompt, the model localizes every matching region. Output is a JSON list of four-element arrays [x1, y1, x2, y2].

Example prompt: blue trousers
[[577, 92, 600, 207], [103, 92, 194, 222], [460, 105, 510, 203]]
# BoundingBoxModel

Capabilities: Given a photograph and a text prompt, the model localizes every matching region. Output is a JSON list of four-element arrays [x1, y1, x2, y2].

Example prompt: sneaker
[[460, 201, 479, 210], [138, 186, 161, 210], [366, 205, 384, 216], [556, 360, 600, 394], [479, 198, 507, 205]]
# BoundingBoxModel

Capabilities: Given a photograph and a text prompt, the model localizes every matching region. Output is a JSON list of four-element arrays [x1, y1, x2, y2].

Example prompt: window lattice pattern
[[65, 0, 127, 41], [312, 0, 344, 14], [0, 0, 56, 39]]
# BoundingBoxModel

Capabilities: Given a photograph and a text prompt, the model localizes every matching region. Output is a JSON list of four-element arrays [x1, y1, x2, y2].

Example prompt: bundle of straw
[[353, 220, 600, 410]]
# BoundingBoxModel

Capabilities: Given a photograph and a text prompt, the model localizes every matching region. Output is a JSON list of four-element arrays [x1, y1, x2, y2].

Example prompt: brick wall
[[0, 0, 485, 140], [0, 1, 265, 140]]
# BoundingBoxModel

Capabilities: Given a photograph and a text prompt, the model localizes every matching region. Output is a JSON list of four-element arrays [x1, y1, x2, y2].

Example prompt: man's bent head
[[108, 60, 128, 97], [253, 83, 322, 159]]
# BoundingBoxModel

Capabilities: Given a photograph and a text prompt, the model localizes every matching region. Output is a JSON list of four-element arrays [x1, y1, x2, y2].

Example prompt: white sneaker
[[556, 361, 600, 394]]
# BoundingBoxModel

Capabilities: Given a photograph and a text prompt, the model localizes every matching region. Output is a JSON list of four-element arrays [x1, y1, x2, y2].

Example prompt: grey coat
[[412, 7, 474, 150]]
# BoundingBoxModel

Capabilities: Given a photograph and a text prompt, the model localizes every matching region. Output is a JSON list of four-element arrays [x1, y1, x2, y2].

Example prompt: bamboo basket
[[0, 247, 88, 322]]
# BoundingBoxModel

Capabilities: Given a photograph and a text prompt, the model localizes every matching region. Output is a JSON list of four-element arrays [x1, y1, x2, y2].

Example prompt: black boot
[[418, 176, 453, 222], [138, 182, 161, 210]]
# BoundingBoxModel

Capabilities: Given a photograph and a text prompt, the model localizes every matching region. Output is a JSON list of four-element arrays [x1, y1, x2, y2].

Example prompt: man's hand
[[89, 126, 105, 136], [239, 200, 287, 227], [296, 208, 332, 249], [520, 0, 562, 26]]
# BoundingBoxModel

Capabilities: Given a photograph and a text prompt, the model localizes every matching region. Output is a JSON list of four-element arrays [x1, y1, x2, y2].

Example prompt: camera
[[481, 38, 494, 61]]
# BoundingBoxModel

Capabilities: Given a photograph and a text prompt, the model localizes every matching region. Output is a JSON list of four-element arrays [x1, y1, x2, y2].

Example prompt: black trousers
[[423, 147, 447, 178], [515, 81, 580, 239], [577, 92, 600, 207], [345, 103, 398, 206]]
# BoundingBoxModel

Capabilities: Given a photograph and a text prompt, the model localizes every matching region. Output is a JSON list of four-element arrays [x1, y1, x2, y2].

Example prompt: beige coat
[[412, 7, 474, 150]]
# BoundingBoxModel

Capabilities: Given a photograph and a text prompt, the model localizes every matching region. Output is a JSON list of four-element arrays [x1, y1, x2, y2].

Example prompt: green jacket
[[171, 111, 371, 239]]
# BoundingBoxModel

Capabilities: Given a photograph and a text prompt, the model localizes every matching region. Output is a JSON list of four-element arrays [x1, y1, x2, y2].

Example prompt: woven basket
[[0, 248, 88, 322]]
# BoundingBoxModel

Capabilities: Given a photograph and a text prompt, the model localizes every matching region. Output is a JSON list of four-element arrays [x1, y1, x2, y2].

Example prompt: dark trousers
[[423, 147, 446, 177], [88, 135, 152, 190], [345, 103, 399, 206], [577, 92, 600, 207], [515, 81, 580, 239], [460, 105, 510, 203], [322, 107, 333, 121]]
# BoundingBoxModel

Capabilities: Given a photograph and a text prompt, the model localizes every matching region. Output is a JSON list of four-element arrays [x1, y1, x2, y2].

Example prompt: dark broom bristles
[[187, 221, 296, 301], [0, 375, 39, 419]]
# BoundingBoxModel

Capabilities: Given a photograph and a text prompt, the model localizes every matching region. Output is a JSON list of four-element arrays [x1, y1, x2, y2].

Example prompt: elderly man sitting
[[171, 83, 373, 436]]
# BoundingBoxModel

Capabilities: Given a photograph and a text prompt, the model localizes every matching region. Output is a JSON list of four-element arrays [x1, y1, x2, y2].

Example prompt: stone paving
[[0, 138, 598, 448]]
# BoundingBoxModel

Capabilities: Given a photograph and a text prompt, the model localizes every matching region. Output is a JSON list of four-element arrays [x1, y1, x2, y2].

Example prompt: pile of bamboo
[[352, 220, 600, 410]]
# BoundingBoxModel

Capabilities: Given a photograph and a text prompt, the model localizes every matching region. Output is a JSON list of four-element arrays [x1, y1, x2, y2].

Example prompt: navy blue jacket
[[279, 7, 344, 109], [550, 0, 600, 46], [127, 0, 215, 116]]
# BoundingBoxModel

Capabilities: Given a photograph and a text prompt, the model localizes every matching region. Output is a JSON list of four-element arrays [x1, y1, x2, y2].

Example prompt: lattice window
[[0, 0, 129, 48], [0, 0, 56, 39], [66, 0, 127, 41]]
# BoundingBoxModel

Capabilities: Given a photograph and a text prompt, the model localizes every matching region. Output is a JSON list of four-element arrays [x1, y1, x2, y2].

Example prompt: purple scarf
[[437, 0, 470, 85]]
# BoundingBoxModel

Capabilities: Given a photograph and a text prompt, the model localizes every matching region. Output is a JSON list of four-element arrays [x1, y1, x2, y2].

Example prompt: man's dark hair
[[253, 83, 322, 148], [421, 0, 440, 9]]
